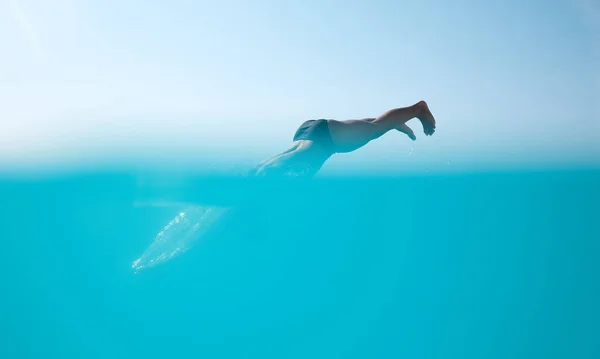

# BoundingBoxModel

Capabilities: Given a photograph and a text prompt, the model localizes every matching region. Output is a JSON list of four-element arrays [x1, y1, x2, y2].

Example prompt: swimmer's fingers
[[398, 124, 416, 141]]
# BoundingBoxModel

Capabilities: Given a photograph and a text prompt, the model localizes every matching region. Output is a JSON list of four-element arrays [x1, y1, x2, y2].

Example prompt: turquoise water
[[1, 168, 599, 358]]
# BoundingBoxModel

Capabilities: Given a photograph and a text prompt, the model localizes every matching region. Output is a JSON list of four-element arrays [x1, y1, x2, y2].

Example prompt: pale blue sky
[[1, 0, 598, 171]]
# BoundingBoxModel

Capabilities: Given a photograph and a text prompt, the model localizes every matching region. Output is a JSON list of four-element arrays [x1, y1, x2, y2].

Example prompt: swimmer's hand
[[398, 123, 416, 141]]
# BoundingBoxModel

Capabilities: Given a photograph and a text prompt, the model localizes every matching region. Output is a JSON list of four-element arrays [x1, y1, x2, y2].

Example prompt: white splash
[[132, 205, 230, 272]]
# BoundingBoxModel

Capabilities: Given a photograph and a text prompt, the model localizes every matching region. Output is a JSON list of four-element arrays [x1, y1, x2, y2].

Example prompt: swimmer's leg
[[327, 101, 436, 153]]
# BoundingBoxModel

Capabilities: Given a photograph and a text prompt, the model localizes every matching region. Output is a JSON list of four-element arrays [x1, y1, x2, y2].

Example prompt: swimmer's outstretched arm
[[327, 101, 436, 153]]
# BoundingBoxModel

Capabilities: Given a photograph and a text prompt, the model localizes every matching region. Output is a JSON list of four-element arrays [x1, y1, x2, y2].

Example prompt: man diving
[[250, 101, 437, 177]]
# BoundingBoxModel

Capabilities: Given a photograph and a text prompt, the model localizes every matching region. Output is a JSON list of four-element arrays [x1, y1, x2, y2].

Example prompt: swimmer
[[250, 101, 436, 177]]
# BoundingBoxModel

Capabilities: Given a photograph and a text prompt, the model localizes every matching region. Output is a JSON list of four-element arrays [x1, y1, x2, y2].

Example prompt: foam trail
[[132, 205, 230, 272]]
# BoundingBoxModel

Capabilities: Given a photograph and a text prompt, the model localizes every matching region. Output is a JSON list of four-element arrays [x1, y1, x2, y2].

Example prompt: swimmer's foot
[[416, 101, 436, 136]]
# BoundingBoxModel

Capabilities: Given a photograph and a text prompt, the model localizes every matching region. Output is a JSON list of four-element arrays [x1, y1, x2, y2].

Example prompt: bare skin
[[252, 101, 436, 177]]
